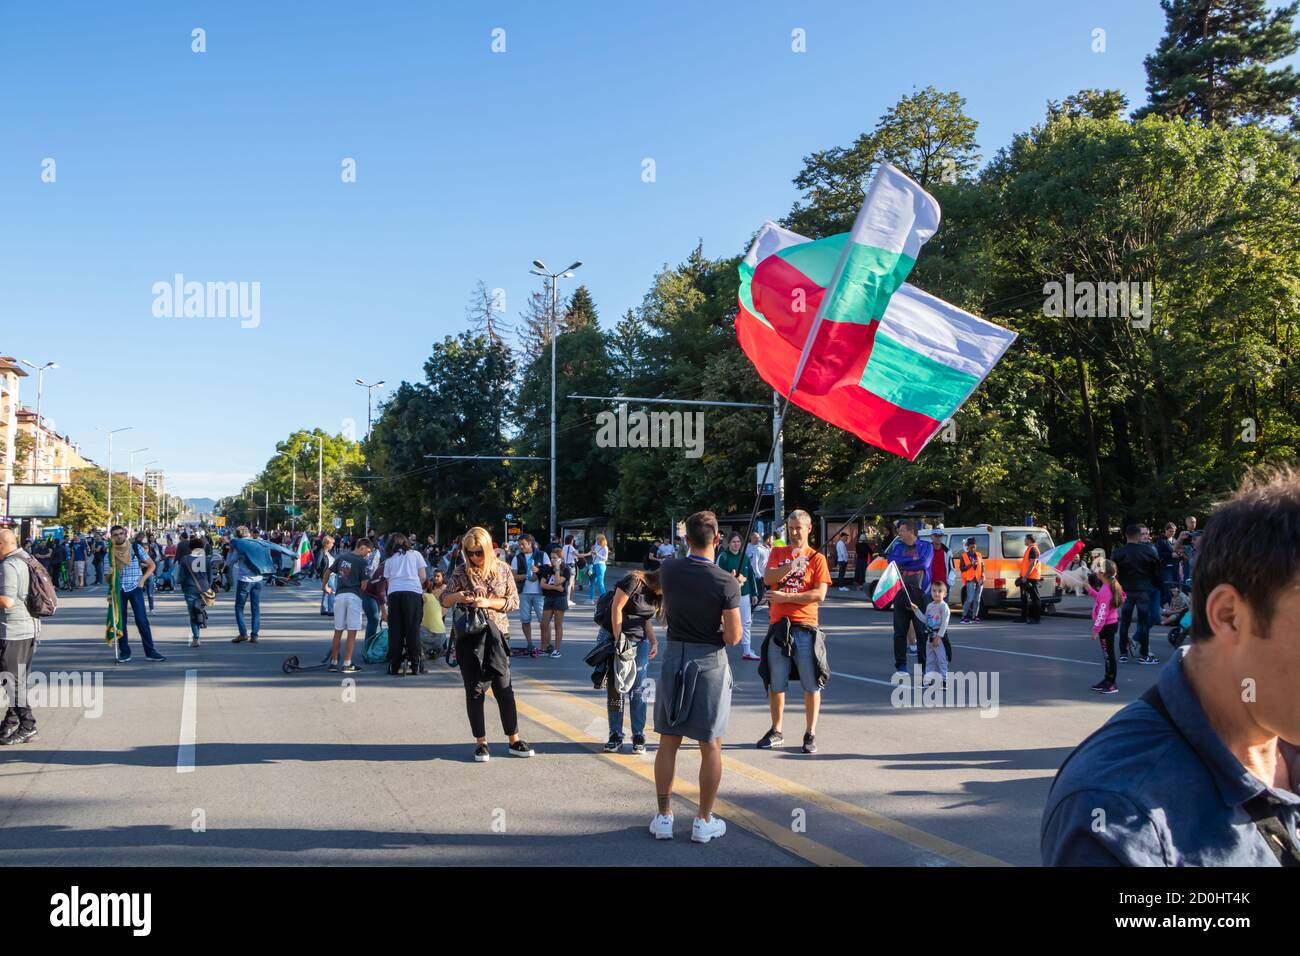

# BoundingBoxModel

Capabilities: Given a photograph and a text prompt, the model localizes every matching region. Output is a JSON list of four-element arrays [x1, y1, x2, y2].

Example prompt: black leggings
[[455, 636, 519, 739], [1098, 623, 1117, 683], [387, 591, 424, 669]]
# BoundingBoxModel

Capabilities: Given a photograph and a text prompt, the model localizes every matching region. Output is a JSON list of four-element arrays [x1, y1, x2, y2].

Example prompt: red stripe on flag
[[736, 304, 940, 460]]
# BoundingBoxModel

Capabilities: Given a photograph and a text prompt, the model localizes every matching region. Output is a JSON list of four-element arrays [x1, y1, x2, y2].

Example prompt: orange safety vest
[[955, 550, 983, 583], [1020, 546, 1042, 581]]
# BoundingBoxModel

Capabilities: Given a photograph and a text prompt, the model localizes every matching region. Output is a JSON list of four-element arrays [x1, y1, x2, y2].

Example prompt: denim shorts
[[765, 623, 820, 695], [519, 592, 545, 625]]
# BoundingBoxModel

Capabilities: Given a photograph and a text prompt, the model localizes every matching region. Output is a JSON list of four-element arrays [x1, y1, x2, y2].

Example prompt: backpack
[[592, 587, 618, 632], [22, 554, 58, 618], [362, 625, 389, 664]]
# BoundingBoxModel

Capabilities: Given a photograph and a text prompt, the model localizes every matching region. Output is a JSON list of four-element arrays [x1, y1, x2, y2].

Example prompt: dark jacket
[[455, 610, 510, 693], [1111, 542, 1163, 595], [757, 616, 831, 692]]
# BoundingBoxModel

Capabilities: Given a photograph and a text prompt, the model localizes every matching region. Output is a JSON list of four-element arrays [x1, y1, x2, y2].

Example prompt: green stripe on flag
[[859, 331, 981, 420], [737, 262, 771, 328], [821, 243, 915, 325], [775, 234, 847, 287]]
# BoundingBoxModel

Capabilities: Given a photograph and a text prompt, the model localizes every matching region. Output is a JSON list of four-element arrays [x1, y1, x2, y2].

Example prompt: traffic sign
[[215, 516, 227, 527], [332, 517, 343, 529], [345, 518, 354, 528]]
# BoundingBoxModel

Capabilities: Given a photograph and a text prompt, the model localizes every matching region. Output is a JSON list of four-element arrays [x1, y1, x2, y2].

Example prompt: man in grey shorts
[[758, 510, 831, 755], [651, 510, 743, 844]]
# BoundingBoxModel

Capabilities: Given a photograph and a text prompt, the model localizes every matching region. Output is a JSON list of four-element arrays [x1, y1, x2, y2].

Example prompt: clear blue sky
[[1, 1, 1188, 498]]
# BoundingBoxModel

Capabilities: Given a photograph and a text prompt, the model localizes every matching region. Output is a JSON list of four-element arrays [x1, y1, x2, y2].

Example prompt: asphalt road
[[0, 577, 1174, 866]]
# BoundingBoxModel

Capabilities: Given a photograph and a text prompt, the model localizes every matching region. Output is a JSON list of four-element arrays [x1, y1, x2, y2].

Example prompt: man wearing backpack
[[0, 529, 40, 744]]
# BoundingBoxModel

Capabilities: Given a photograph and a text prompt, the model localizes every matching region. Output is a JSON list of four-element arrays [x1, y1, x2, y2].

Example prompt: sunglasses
[[464, 549, 484, 557]]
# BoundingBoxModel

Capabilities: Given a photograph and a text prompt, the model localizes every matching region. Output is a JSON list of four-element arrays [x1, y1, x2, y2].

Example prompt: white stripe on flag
[[877, 283, 1018, 380], [852, 161, 941, 258]]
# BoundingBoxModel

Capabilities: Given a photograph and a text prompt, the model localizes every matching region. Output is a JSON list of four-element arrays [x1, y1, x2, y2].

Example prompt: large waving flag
[[738, 222, 1017, 459], [1039, 539, 1086, 571], [296, 534, 313, 572], [872, 561, 904, 608], [791, 162, 941, 396]]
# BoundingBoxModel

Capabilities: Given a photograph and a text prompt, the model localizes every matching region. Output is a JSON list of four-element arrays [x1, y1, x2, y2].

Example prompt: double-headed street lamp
[[529, 258, 582, 543], [19, 359, 58, 482], [97, 425, 132, 526], [355, 379, 385, 535]]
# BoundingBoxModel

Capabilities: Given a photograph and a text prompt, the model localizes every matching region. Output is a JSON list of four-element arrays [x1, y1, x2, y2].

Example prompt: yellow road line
[[518, 674, 1011, 868], [509, 693, 858, 867]]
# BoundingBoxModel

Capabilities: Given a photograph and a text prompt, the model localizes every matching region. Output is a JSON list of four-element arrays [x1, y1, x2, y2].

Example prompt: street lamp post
[[279, 448, 298, 532], [98, 426, 132, 527], [529, 258, 583, 543], [139, 460, 158, 529], [19, 360, 58, 482], [305, 439, 323, 535], [126, 447, 148, 532], [355, 379, 385, 537]]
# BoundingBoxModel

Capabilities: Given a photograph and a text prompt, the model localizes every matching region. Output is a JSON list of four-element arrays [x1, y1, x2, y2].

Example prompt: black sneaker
[[145, 653, 167, 662], [1118, 653, 1129, 663], [0, 726, 37, 745], [1090, 679, 1108, 692], [508, 740, 535, 758], [631, 735, 647, 754], [757, 728, 784, 749], [340, 663, 360, 674], [232, 635, 249, 644], [1138, 655, 1160, 665], [1100, 682, 1119, 694], [474, 744, 490, 763], [802, 733, 817, 755], [604, 734, 623, 753], [249, 634, 259, 644], [116, 654, 133, 664], [328, 661, 339, 672]]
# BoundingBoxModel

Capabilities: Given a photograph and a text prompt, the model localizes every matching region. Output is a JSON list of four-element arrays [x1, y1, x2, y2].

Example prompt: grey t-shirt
[[0, 550, 35, 641], [331, 551, 369, 596]]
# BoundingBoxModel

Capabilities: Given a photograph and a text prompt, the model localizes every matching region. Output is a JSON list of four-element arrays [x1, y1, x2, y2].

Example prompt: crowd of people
[[0, 467, 1293, 859]]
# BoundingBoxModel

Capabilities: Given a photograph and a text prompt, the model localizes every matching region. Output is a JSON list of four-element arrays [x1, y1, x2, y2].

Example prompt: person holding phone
[[441, 526, 531, 763]]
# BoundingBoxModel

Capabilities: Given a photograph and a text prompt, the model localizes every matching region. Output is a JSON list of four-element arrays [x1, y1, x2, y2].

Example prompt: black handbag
[[453, 604, 489, 640]]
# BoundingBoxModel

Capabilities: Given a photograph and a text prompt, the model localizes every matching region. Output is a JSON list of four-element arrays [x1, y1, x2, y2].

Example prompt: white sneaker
[[838, 586, 848, 591], [691, 814, 726, 844], [649, 814, 674, 840]]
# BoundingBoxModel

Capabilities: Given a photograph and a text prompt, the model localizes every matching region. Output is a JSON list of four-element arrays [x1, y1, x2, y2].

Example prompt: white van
[[864, 525, 1060, 612]]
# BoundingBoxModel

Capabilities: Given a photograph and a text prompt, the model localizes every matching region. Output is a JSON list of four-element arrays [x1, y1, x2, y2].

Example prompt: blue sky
[[0, 1, 1196, 498]]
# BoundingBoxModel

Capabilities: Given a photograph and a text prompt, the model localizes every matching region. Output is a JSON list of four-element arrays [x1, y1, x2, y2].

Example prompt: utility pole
[[529, 258, 583, 543]]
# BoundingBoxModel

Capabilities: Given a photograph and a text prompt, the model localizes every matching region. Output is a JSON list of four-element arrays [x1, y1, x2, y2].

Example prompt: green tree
[[1139, 0, 1300, 127], [57, 482, 108, 532], [787, 87, 981, 236], [12, 432, 33, 482]]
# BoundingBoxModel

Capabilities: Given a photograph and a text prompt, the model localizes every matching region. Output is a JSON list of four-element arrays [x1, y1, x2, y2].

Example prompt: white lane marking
[[949, 644, 1097, 667], [177, 668, 198, 774]]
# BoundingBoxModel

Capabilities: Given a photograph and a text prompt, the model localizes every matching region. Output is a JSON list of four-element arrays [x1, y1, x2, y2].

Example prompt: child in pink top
[[1085, 560, 1124, 694]]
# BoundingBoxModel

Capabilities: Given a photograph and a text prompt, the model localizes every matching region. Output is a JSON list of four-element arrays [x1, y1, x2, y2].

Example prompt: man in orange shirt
[[758, 510, 831, 755]]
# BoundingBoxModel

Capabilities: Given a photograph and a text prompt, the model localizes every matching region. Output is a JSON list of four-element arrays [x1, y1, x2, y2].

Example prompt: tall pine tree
[[1140, 0, 1300, 126]]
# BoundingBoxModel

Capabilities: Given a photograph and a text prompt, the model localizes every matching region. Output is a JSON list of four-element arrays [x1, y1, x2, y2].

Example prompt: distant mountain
[[184, 497, 218, 514]]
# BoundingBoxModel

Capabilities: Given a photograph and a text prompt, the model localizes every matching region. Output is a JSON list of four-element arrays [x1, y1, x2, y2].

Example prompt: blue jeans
[[321, 574, 336, 614], [362, 594, 381, 643], [588, 563, 607, 601], [145, 574, 157, 610], [117, 587, 158, 658], [183, 592, 202, 638], [604, 629, 650, 739], [235, 578, 262, 637]]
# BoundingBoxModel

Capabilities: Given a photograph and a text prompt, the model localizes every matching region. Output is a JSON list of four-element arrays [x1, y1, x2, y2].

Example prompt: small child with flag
[[908, 580, 951, 684]]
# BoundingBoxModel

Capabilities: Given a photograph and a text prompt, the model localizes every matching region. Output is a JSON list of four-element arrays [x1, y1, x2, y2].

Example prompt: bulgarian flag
[[1039, 539, 1085, 571], [737, 220, 1017, 459], [872, 561, 904, 609], [296, 534, 312, 572], [791, 162, 941, 396]]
